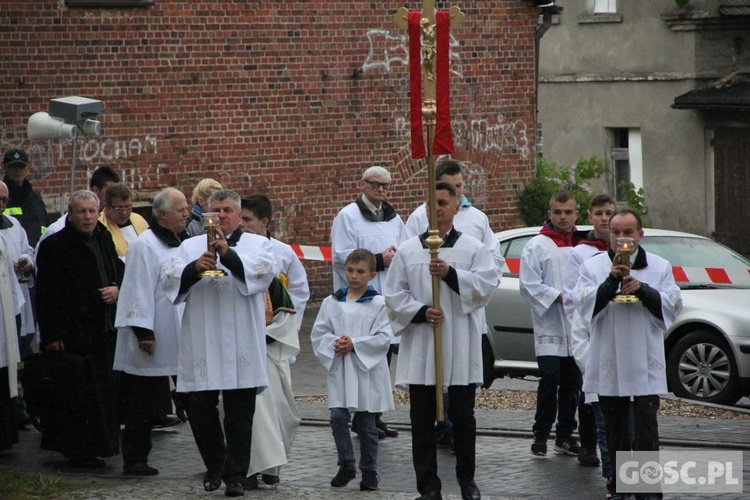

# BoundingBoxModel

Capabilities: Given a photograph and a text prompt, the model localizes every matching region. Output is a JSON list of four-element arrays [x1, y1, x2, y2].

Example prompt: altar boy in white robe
[[311, 249, 394, 492], [575, 208, 681, 500], [114, 187, 190, 476], [162, 189, 276, 498], [384, 182, 501, 500]]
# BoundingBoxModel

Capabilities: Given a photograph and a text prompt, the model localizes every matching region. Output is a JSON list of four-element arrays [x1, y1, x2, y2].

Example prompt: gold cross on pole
[[393, 1, 464, 423]]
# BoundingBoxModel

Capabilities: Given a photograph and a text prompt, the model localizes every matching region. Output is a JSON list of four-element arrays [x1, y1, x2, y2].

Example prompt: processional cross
[[393, 1, 464, 422]]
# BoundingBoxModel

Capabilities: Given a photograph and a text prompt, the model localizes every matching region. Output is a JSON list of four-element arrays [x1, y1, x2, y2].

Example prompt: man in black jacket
[[35, 190, 124, 467], [2, 149, 48, 248]]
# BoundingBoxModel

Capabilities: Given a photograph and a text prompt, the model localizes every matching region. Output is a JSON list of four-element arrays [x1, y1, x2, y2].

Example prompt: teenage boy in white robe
[[311, 249, 394, 492], [520, 190, 583, 457], [113, 187, 190, 476], [575, 208, 682, 500], [384, 182, 500, 500], [162, 189, 276, 498], [239, 196, 303, 489]]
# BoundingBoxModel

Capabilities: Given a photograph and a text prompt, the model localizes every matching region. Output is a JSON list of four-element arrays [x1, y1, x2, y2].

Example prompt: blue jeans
[[532, 355, 580, 439], [330, 408, 378, 472]]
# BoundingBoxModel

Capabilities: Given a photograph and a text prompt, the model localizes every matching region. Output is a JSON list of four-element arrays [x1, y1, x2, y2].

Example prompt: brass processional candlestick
[[199, 212, 228, 279], [613, 237, 639, 303], [394, 1, 464, 423]]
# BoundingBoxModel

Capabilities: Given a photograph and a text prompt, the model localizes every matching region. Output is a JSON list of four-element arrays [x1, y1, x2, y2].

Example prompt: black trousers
[[578, 393, 598, 450], [409, 384, 476, 496], [186, 388, 257, 485], [599, 395, 661, 499], [121, 374, 171, 466]]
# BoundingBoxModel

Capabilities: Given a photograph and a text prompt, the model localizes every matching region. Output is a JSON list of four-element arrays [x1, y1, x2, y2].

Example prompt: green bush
[[518, 156, 606, 226]]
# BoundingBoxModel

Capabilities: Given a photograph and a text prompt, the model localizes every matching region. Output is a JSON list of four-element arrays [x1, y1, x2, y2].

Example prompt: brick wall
[[1, 1, 539, 300]]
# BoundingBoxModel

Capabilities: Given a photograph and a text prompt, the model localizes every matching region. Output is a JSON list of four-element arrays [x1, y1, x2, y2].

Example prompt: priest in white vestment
[[384, 182, 500, 500], [575, 209, 681, 499], [113, 187, 190, 476], [162, 190, 275, 497]]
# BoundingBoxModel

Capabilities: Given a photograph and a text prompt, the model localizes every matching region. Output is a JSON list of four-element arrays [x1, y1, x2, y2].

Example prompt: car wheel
[[481, 335, 496, 389], [666, 330, 740, 405]]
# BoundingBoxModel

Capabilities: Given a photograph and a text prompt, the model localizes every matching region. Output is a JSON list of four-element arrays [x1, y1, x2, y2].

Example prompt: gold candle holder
[[613, 237, 639, 303], [199, 212, 227, 279]]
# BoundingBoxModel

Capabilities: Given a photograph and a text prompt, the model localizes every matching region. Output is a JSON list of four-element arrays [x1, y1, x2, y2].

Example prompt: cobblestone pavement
[[2, 401, 750, 499]]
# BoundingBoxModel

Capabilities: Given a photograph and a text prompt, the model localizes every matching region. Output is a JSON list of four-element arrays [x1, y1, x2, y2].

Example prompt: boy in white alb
[[311, 249, 394, 492]]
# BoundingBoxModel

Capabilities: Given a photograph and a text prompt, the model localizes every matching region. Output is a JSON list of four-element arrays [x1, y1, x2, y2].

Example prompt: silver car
[[483, 226, 750, 406]]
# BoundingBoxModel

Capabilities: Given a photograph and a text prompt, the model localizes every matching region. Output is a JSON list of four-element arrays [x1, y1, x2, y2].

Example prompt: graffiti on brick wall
[[452, 115, 530, 159], [1, 125, 159, 186], [79, 135, 158, 164], [362, 29, 464, 78]]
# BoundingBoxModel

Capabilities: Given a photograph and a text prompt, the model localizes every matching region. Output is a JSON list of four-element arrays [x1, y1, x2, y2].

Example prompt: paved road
[[2, 306, 750, 499]]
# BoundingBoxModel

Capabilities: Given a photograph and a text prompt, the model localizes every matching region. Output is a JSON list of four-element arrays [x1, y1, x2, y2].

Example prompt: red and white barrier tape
[[503, 258, 750, 285]]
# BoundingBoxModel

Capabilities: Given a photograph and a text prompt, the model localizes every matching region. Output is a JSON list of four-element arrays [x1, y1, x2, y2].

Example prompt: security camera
[[27, 112, 77, 140]]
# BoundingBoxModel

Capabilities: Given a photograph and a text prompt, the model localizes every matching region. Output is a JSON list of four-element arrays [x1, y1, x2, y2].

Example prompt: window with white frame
[[608, 128, 643, 202], [594, 0, 617, 14]]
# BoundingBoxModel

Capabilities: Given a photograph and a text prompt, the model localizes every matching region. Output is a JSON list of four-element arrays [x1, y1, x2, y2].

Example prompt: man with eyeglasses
[[331, 165, 405, 439], [98, 183, 149, 263]]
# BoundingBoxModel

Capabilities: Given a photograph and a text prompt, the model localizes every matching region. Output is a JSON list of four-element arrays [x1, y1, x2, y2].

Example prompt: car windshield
[[642, 235, 750, 288]]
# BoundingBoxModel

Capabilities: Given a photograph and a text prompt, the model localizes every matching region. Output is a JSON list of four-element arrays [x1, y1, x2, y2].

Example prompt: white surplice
[[404, 203, 504, 335], [1, 215, 35, 336], [520, 234, 574, 357], [113, 229, 184, 376], [576, 249, 682, 397], [384, 233, 499, 391], [330, 200, 405, 293], [269, 237, 309, 331], [0, 233, 23, 395], [249, 310, 301, 476], [162, 233, 276, 392], [310, 292, 395, 412]]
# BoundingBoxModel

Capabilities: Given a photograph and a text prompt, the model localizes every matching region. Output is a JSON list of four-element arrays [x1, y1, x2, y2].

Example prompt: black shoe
[[70, 457, 105, 468], [360, 470, 379, 491], [553, 436, 581, 456], [203, 472, 222, 492], [330, 466, 356, 487], [244, 473, 259, 490], [377, 428, 386, 440], [415, 491, 443, 500], [261, 474, 279, 485], [376, 417, 399, 437], [152, 414, 182, 428], [577, 447, 600, 466], [123, 462, 159, 476], [459, 480, 481, 500], [531, 434, 547, 456], [606, 477, 615, 499], [225, 482, 244, 497]]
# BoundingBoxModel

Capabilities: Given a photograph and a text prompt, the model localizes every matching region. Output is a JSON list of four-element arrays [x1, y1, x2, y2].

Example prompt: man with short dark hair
[[2, 148, 48, 248], [114, 187, 190, 476], [36, 190, 124, 467], [99, 183, 149, 263], [520, 190, 583, 457], [575, 208, 682, 500], [385, 181, 500, 500]]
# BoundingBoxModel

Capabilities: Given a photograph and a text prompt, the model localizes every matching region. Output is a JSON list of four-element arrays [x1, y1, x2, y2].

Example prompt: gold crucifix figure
[[393, 1, 464, 423]]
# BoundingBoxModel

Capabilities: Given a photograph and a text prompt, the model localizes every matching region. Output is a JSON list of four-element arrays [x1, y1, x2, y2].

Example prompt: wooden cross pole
[[393, 1, 464, 423]]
